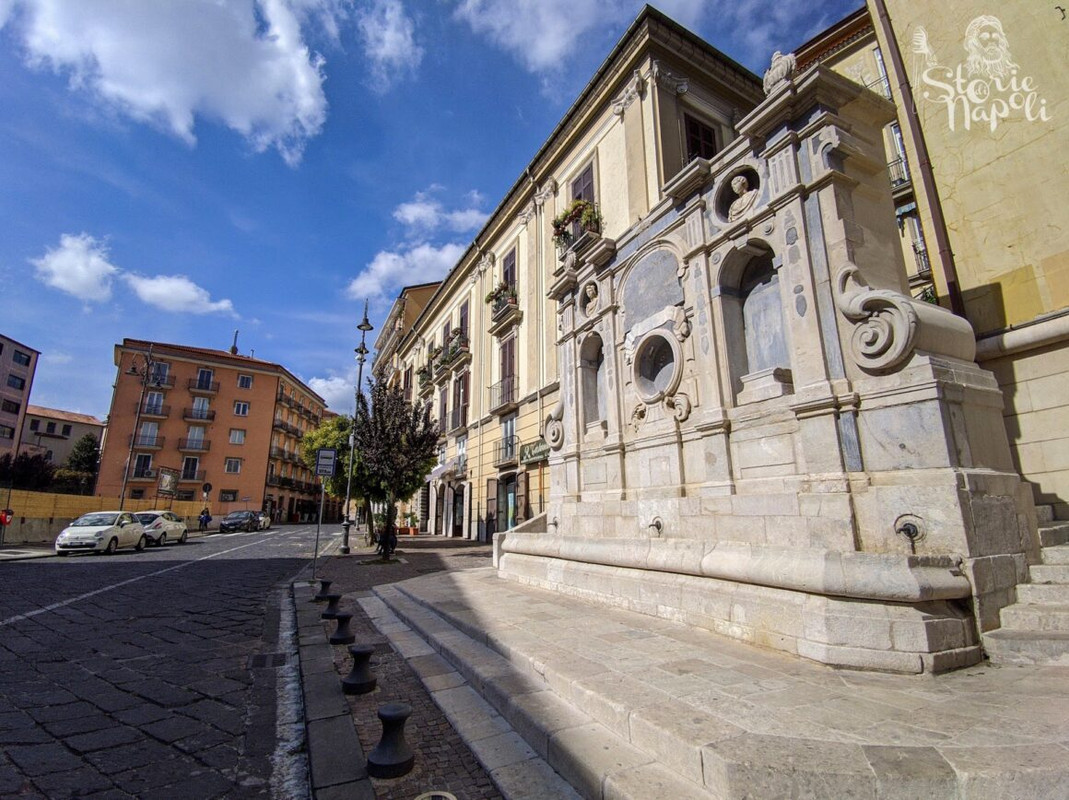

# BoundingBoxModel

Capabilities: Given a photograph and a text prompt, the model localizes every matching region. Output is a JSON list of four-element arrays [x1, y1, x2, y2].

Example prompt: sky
[[0, 0, 860, 419]]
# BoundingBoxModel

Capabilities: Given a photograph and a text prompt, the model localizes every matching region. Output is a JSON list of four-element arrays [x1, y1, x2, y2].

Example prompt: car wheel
[[179, 530, 188, 543], [157, 533, 167, 547], [105, 537, 118, 555], [135, 534, 147, 552]]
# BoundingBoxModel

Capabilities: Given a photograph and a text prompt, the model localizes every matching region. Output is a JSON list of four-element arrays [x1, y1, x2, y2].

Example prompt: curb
[[292, 580, 374, 800]]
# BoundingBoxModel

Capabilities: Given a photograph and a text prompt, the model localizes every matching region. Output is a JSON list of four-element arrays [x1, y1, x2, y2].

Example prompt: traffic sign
[[315, 448, 337, 477]]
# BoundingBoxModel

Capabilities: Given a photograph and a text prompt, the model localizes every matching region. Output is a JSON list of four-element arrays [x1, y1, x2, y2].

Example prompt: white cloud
[[1, 0, 335, 165], [31, 232, 118, 302], [308, 373, 356, 411], [347, 242, 465, 300], [122, 274, 236, 316], [357, 0, 422, 90], [392, 187, 488, 238]]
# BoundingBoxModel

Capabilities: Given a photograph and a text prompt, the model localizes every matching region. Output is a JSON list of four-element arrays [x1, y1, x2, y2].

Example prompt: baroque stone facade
[[497, 65, 1039, 674]]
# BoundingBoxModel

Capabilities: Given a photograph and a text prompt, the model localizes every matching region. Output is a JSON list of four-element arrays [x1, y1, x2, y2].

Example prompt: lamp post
[[118, 344, 158, 511], [341, 300, 373, 554]]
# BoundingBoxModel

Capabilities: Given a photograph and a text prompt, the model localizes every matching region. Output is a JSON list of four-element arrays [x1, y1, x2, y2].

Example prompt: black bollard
[[367, 702, 414, 778], [342, 644, 377, 695], [312, 579, 333, 602], [329, 612, 356, 645], [320, 593, 342, 619]]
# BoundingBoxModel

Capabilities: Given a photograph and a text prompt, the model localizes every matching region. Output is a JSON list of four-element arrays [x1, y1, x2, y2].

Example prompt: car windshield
[[135, 513, 159, 524], [73, 513, 119, 527], [225, 512, 248, 520]]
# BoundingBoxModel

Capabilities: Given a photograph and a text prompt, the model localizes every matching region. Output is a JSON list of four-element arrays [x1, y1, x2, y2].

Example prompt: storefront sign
[[157, 467, 178, 496], [519, 438, 549, 464]]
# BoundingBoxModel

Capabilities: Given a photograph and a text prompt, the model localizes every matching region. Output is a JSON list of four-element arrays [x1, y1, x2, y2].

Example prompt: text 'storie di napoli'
[[921, 65, 1050, 133]]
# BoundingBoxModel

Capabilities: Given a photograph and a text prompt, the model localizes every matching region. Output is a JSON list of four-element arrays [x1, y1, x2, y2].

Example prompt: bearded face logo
[[963, 15, 1017, 80]]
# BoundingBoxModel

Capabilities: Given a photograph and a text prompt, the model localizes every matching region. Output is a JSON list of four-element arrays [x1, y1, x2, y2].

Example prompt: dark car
[[219, 510, 259, 532]]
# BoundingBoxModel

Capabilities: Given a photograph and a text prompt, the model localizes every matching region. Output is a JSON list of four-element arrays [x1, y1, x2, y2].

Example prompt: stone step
[[1040, 545, 1069, 566], [981, 629, 1069, 666], [999, 603, 1069, 633], [372, 583, 712, 800], [1028, 563, 1069, 583], [1038, 522, 1069, 548], [1015, 583, 1069, 605]]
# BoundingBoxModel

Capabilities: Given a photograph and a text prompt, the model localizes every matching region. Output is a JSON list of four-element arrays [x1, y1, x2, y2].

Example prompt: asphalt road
[[0, 524, 335, 799]]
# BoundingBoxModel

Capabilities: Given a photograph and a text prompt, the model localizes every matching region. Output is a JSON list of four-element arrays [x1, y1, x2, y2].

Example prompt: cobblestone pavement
[[0, 527, 321, 799], [316, 534, 505, 800]]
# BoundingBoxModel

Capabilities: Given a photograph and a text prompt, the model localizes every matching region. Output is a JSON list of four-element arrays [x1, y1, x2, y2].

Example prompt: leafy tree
[[352, 378, 438, 557], [301, 415, 365, 516], [53, 434, 100, 494], [0, 452, 54, 491]]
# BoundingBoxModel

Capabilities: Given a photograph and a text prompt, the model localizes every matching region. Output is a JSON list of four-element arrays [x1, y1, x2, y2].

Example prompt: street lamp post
[[118, 344, 157, 511], [341, 300, 373, 554]]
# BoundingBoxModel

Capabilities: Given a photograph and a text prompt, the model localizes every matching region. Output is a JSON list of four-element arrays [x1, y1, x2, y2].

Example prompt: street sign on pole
[[316, 448, 337, 477]]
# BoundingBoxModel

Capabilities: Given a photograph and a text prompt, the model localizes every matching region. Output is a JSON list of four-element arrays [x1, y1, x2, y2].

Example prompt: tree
[[352, 378, 438, 557], [0, 452, 54, 491], [301, 414, 357, 500], [53, 434, 100, 495]]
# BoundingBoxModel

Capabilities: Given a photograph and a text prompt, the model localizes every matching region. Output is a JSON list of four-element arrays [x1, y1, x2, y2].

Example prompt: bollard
[[320, 593, 342, 619], [312, 579, 333, 602], [341, 644, 377, 695], [329, 612, 356, 645], [367, 702, 414, 778]]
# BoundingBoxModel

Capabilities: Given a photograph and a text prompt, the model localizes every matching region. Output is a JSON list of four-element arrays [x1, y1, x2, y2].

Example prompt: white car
[[258, 511, 271, 530], [135, 510, 189, 546], [55, 511, 147, 556]]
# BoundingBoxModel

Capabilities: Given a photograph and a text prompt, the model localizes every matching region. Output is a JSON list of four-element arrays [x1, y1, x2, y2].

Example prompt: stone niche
[[497, 65, 1039, 674]]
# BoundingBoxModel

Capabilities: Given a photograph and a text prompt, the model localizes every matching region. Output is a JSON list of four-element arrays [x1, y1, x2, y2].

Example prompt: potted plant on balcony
[[552, 199, 602, 249]]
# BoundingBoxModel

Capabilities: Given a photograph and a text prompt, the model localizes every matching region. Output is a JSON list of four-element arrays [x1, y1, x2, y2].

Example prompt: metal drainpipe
[[870, 0, 965, 317]]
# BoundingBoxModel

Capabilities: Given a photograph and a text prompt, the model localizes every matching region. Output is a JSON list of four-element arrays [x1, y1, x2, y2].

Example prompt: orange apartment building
[[97, 339, 332, 521]]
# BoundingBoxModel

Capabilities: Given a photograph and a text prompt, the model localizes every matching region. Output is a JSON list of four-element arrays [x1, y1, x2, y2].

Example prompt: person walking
[[198, 508, 211, 532]]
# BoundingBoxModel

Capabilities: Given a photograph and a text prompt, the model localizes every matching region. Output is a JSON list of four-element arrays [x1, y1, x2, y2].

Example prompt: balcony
[[129, 435, 165, 450], [139, 403, 170, 419], [456, 453, 468, 477], [888, 157, 911, 190], [182, 407, 216, 422], [188, 378, 220, 395], [865, 75, 892, 99], [489, 376, 519, 415], [912, 242, 932, 278], [449, 405, 468, 433], [488, 295, 522, 337], [437, 333, 471, 374], [273, 418, 301, 437], [178, 469, 206, 482], [149, 374, 176, 389], [128, 467, 157, 481], [493, 435, 518, 468], [177, 438, 211, 452]]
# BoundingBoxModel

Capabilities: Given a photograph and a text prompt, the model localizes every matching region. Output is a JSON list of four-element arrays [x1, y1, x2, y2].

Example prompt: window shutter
[[486, 478, 498, 537], [515, 471, 528, 524]]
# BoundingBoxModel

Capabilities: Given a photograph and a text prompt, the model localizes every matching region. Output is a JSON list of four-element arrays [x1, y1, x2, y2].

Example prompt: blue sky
[[0, 0, 860, 419]]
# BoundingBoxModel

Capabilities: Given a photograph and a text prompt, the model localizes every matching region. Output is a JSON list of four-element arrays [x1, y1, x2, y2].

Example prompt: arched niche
[[579, 332, 607, 434], [620, 248, 683, 334], [715, 241, 793, 404]]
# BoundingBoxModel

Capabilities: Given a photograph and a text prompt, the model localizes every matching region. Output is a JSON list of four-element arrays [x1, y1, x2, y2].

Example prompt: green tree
[[0, 452, 54, 491], [301, 414, 362, 505], [53, 434, 100, 494], [352, 378, 438, 556]]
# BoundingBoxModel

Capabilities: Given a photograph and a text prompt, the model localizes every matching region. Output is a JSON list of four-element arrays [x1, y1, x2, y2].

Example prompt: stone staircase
[[984, 516, 1069, 666]]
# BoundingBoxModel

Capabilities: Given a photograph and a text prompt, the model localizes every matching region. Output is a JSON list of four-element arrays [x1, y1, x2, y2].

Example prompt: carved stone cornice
[[652, 60, 688, 95], [612, 69, 647, 117], [534, 179, 557, 208]]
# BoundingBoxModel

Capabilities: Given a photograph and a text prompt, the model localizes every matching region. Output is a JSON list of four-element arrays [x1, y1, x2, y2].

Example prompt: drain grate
[[414, 793, 458, 800], [247, 652, 289, 669]]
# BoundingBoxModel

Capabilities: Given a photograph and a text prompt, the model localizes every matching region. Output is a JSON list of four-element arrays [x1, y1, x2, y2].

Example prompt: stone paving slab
[[375, 566, 1069, 800]]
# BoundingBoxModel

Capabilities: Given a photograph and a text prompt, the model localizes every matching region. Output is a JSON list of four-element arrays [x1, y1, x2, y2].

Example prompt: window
[[29, 418, 39, 430], [139, 421, 158, 444], [442, 319, 451, 347], [1, 399, 19, 415], [230, 429, 246, 445], [12, 350, 31, 367], [234, 401, 249, 416], [134, 453, 153, 477], [238, 374, 253, 389], [181, 456, 199, 480], [0, 425, 14, 440], [130, 489, 144, 500], [61, 424, 71, 437], [7, 375, 25, 390], [459, 300, 469, 338], [438, 389, 448, 435], [684, 114, 718, 162], [403, 367, 412, 402], [196, 368, 214, 390], [186, 425, 205, 445], [502, 249, 517, 290], [220, 489, 238, 502], [571, 163, 594, 203], [145, 391, 164, 414], [225, 458, 242, 474], [150, 361, 170, 386], [176, 490, 194, 501], [45, 421, 56, 434]]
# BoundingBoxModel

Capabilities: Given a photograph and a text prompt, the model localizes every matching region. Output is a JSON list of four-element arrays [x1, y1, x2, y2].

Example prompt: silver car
[[55, 511, 147, 555], [135, 510, 189, 546]]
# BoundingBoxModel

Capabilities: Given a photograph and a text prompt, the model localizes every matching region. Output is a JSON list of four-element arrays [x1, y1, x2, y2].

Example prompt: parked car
[[55, 511, 147, 556], [135, 510, 188, 546], [219, 510, 259, 532], [258, 511, 271, 530]]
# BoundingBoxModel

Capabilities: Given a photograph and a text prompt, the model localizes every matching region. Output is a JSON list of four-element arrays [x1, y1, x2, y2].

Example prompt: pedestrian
[[199, 508, 211, 532]]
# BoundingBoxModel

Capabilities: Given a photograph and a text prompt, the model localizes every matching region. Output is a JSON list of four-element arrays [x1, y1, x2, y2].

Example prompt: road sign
[[203, 482, 213, 493], [315, 448, 337, 477]]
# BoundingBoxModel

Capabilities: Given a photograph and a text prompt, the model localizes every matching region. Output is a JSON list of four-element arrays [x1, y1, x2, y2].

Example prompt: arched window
[[579, 333, 606, 431]]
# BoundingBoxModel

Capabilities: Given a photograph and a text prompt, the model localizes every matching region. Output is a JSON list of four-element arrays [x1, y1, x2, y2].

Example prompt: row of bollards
[[312, 578, 414, 779]]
